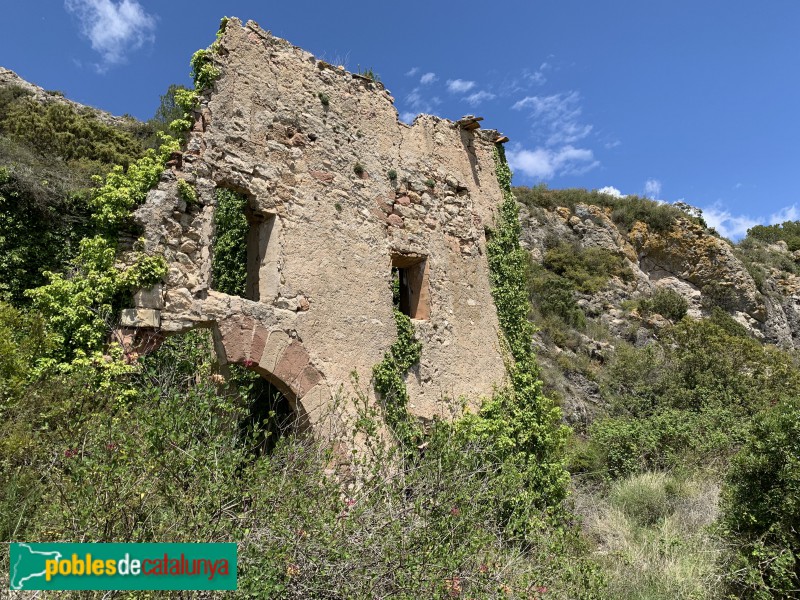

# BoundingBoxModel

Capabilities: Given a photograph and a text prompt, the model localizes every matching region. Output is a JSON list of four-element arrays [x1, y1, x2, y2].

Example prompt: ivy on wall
[[372, 309, 423, 449], [455, 145, 570, 535]]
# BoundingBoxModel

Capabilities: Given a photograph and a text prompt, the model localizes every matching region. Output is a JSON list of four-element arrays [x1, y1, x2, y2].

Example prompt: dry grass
[[574, 470, 726, 600]]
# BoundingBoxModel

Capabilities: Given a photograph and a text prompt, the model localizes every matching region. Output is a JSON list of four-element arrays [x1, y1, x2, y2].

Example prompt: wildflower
[[450, 506, 461, 517], [444, 576, 462, 597], [286, 563, 300, 578], [243, 359, 255, 367]]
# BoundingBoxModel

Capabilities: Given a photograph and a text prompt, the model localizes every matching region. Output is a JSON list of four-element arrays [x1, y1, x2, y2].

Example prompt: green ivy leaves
[[372, 309, 422, 448]]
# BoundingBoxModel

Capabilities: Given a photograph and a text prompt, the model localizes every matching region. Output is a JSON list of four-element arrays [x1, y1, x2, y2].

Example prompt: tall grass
[[574, 470, 725, 600]]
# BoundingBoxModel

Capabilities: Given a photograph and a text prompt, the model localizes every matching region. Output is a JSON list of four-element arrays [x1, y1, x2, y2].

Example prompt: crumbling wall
[[129, 18, 508, 430]]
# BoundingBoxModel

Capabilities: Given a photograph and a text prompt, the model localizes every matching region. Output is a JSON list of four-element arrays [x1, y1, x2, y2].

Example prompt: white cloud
[[512, 91, 592, 146], [644, 179, 662, 199], [65, 0, 156, 69], [464, 90, 496, 106], [522, 62, 550, 86], [769, 204, 799, 224], [598, 186, 625, 198], [701, 202, 761, 240], [406, 67, 419, 77], [699, 202, 800, 240], [403, 87, 440, 117], [447, 79, 476, 93], [506, 144, 599, 180], [420, 72, 437, 85], [400, 111, 417, 124]]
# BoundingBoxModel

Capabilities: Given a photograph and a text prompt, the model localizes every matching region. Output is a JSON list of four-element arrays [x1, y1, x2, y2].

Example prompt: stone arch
[[214, 314, 332, 431]]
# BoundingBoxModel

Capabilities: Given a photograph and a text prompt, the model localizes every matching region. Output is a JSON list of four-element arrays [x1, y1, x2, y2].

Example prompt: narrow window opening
[[391, 254, 430, 320]]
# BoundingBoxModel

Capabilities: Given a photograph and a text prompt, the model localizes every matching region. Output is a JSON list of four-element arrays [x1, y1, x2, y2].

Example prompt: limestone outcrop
[[126, 19, 508, 431], [520, 199, 800, 425]]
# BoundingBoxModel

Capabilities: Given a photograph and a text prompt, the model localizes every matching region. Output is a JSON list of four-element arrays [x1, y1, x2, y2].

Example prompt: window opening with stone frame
[[212, 187, 280, 302], [391, 254, 430, 320]]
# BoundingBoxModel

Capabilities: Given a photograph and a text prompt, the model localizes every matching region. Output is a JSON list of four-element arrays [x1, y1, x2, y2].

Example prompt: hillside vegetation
[[516, 184, 800, 599], [1, 55, 799, 598]]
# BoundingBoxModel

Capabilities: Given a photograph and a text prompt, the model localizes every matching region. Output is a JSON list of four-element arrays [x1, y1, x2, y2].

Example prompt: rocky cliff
[[516, 187, 800, 424]]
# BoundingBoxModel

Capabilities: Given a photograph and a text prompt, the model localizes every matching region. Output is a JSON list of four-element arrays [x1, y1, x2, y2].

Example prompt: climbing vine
[[372, 308, 422, 448], [456, 145, 570, 534], [89, 136, 180, 232], [26, 137, 177, 364]]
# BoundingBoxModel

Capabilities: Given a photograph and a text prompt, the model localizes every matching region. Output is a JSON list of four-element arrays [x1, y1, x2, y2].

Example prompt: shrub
[[514, 184, 706, 233], [528, 266, 586, 329], [0, 91, 144, 168], [589, 318, 800, 480], [317, 91, 330, 106], [746, 220, 800, 251], [177, 178, 198, 204], [211, 188, 248, 297], [353, 162, 365, 176], [720, 397, 800, 599], [700, 281, 739, 312], [0, 329, 603, 599], [638, 287, 688, 321], [543, 242, 631, 294]]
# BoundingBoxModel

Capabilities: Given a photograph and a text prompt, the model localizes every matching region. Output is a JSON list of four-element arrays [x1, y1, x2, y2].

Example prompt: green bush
[[528, 266, 586, 329], [514, 184, 706, 233], [543, 242, 631, 294], [700, 281, 740, 312], [211, 188, 249, 297], [0, 90, 144, 168], [746, 221, 800, 251], [0, 87, 156, 303], [638, 288, 688, 321], [0, 329, 603, 599], [589, 318, 800, 479], [720, 397, 800, 599]]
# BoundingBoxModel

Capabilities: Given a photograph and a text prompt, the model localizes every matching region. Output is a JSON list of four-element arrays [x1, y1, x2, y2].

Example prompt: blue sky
[[2, 1, 799, 239]]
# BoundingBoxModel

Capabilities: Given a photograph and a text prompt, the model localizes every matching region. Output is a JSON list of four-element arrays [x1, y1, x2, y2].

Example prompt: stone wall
[[127, 18, 508, 431]]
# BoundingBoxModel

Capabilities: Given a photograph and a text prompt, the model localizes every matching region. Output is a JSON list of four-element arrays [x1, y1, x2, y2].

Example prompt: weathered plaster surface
[[130, 18, 508, 429]]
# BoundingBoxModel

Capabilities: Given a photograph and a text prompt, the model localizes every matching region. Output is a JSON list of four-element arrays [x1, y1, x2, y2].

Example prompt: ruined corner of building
[[122, 17, 513, 435]]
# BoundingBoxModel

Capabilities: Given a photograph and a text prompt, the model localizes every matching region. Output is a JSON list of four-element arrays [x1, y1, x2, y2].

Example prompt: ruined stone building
[[126, 18, 510, 432]]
